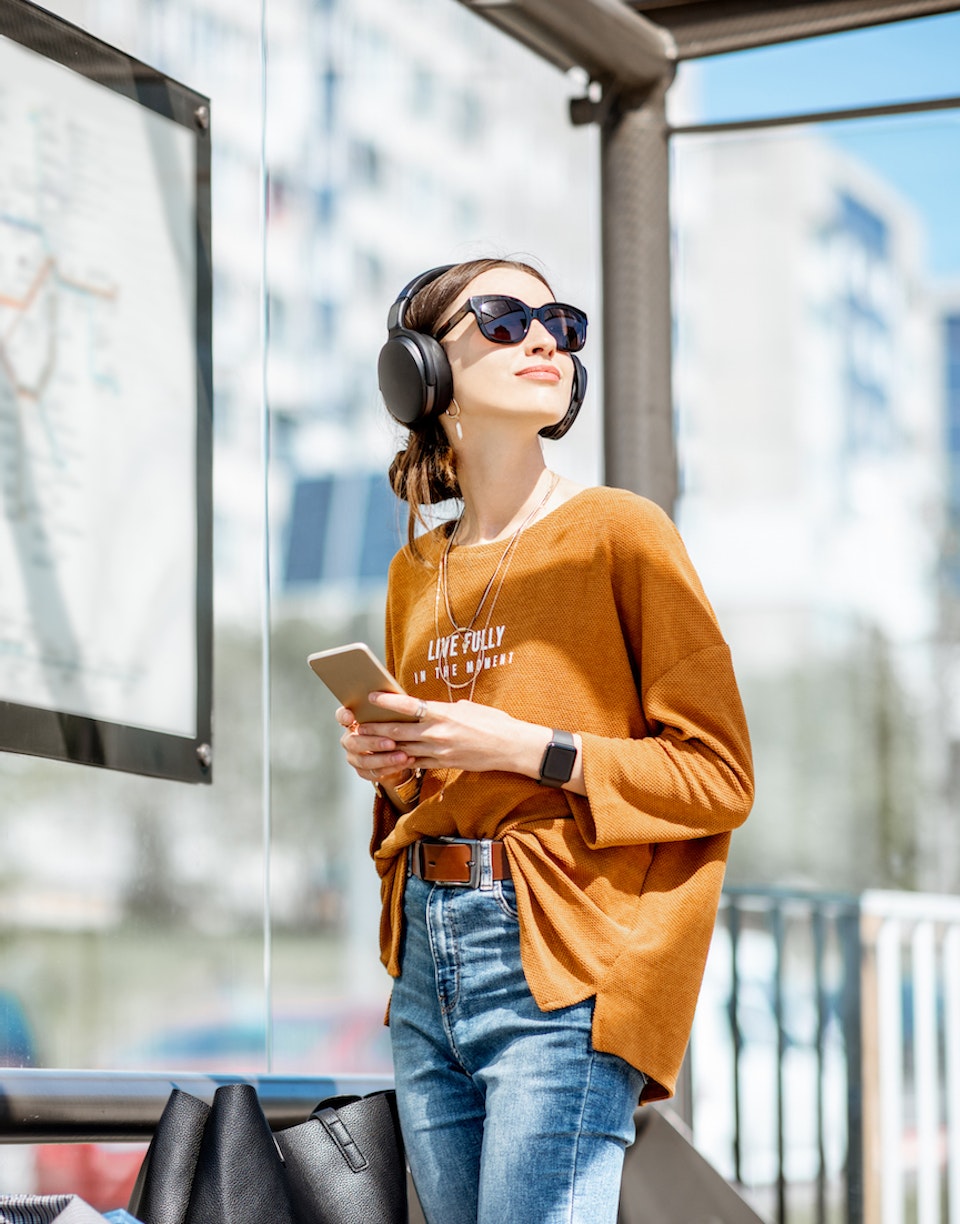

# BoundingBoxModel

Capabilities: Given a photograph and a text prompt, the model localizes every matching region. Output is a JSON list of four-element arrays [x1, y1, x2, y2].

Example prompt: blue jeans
[[389, 871, 645, 1224]]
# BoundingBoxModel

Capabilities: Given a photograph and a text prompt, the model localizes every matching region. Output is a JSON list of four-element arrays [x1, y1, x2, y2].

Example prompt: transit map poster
[[0, 8, 211, 781]]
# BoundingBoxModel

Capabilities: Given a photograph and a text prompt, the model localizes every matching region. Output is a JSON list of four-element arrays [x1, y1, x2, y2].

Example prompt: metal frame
[[455, 0, 960, 515], [671, 91, 960, 134], [459, 0, 674, 85], [633, 0, 960, 59], [0, 0, 213, 784]]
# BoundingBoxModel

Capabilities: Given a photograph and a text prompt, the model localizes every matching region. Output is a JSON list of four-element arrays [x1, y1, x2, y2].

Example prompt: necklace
[[434, 471, 560, 701]]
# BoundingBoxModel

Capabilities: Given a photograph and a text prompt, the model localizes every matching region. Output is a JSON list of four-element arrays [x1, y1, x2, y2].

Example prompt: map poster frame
[[0, 0, 213, 783]]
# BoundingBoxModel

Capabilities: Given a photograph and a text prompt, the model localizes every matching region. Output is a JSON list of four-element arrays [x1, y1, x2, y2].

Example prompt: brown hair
[[387, 257, 552, 560]]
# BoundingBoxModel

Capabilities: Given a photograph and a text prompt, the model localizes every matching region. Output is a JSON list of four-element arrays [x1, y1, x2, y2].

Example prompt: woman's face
[[435, 267, 575, 436]]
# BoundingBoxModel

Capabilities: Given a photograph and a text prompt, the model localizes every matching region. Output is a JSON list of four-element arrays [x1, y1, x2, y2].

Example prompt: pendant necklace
[[434, 470, 559, 705], [429, 471, 559, 802]]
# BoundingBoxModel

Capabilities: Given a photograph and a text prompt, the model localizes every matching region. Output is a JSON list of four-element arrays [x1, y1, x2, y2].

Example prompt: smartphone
[[307, 642, 417, 723]]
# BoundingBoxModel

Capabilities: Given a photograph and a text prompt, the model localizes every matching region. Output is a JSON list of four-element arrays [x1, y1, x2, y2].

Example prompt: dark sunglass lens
[[542, 307, 586, 352], [477, 298, 528, 344]]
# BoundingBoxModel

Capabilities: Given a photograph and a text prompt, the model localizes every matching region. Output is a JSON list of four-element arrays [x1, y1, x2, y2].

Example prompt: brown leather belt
[[408, 839, 510, 887]]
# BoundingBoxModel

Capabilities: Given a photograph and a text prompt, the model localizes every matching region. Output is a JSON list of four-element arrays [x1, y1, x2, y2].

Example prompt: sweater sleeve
[[369, 552, 404, 864], [566, 499, 754, 849]]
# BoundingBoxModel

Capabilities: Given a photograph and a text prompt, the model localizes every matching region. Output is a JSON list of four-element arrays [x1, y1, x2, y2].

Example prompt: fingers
[[338, 720, 412, 775], [336, 694, 429, 734], [349, 750, 413, 781], [338, 723, 403, 752], [334, 694, 433, 782], [369, 691, 430, 722]]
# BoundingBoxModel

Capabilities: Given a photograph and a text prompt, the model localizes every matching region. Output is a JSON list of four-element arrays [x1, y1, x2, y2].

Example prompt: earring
[[445, 398, 463, 441]]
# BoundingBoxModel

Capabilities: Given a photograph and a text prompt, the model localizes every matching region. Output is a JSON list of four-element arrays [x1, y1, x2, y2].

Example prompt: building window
[[350, 140, 382, 189], [360, 476, 405, 580], [321, 66, 338, 131], [313, 298, 337, 344], [313, 186, 336, 227], [454, 88, 481, 142], [284, 476, 334, 586], [354, 251, 384, 295], [839, 191, 888, 261], [411, 66, 434, 114], [833, 189, 893, 456]]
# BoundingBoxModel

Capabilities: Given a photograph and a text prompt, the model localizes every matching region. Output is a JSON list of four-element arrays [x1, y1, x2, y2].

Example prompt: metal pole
[[842, 906, 865, 1224], [728, 899, 744, 1187], [0, 1069, 393, 1142], [257, 0, 274, 1074], [600, 78, 677, 513], [813, 907, 828, 1224], [772, 903, 787, 1224]]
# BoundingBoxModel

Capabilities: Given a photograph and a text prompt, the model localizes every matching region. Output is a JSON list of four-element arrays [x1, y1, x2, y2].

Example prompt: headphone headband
[[387, 265, 455, 333]]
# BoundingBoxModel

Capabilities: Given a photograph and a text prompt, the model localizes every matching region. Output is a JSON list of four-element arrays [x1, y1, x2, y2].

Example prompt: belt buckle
[[464, 841, 482, 889], [435, 837, 483, 888]]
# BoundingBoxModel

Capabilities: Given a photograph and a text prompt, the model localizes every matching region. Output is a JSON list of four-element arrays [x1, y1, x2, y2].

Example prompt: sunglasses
[[433, 295, 588, 353]]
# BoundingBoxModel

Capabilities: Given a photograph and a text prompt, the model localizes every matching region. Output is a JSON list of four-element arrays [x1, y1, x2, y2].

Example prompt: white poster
[[0, 34, 198, 738]]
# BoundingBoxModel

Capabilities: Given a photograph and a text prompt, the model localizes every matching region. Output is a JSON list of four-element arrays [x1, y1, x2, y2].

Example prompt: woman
[[336, 258, 753, 1224]]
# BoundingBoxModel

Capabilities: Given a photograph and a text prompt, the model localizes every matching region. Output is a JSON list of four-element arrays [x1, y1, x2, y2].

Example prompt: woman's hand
[[335, 702, 415, 788], [336, 692, 584, 793]]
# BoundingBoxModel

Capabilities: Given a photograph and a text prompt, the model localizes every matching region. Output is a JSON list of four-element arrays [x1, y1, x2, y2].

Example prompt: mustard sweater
[[371, 487, 754, 1101]]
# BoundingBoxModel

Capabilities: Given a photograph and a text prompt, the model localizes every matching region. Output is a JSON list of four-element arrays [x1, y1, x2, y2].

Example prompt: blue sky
[[690, 11, 960, 277]]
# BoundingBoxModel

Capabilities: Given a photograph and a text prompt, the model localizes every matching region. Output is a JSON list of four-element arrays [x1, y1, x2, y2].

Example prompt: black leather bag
[[129, 1083, 406, 1224], [129, 1084, 293, 1224], [275, 1092, 407, 1224]]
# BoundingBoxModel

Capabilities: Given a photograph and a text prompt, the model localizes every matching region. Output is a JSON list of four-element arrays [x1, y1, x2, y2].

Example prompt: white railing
[[860, 891, 960, 1224]]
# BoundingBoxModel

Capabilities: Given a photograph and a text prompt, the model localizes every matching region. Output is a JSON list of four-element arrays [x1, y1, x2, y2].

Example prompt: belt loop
[[478, 839, 493, 891], [407, 842, 421, 879]]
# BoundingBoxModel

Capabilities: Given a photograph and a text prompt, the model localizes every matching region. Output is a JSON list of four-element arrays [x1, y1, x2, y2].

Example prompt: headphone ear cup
[[378, 332, 453, 427], [539, 355, 587, 441]]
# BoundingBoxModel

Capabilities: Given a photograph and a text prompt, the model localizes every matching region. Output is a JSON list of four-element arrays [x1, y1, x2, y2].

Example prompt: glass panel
[[0, 6, 268, 1210], [672, 111, 960, 895], [262, 0, 600, 1071], [0, 0, 266, 1051], [0, 0, 262, 1199], [0, 0, 601, 1204]]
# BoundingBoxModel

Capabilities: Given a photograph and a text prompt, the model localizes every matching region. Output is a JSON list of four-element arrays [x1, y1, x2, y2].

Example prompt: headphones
[[377, 265, 587, 441]]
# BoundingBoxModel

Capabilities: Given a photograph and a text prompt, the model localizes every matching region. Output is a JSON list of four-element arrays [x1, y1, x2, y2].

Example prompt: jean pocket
[[493, 879, 519, 921]]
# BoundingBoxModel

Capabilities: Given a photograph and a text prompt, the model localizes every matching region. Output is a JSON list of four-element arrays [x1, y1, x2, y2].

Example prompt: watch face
[[541, 741, 577, 785]]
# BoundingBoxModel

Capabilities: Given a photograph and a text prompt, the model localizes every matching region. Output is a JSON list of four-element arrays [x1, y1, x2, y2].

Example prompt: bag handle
[[313, 1106, 369, 1173]]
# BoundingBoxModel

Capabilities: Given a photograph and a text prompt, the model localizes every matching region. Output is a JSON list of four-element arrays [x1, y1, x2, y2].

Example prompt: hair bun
[[390, 426, 460, 510]]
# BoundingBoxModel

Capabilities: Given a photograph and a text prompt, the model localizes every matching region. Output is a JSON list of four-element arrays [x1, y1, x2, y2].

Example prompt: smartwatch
[[538, 729, 577, 788]]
